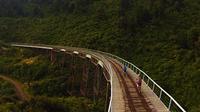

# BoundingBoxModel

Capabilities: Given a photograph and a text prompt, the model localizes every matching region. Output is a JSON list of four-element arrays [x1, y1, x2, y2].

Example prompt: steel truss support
[[80, 58, 89, 96], [68, 53, 77, 95], [50, 49, 56, 63], [93, 65, 101, 102], [57, 52, 66, 68], [60, 53, 66, 68]]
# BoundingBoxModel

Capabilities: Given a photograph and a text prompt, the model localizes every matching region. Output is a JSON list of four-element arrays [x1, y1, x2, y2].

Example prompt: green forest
[[0, 0, 200, 111]]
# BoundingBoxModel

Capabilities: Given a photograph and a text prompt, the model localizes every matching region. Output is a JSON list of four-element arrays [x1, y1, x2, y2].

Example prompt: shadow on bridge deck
[[110, 58, 169, 112], [125, 64, 170, 112]]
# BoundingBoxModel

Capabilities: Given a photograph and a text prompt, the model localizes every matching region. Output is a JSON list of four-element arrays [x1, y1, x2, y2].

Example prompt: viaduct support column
[[80, 58, 89, 96], [93, 65, 100, 102], [50, 49, 56, 63]]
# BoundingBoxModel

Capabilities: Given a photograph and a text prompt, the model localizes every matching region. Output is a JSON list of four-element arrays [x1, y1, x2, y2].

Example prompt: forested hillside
[[0, 0, 200, 111]]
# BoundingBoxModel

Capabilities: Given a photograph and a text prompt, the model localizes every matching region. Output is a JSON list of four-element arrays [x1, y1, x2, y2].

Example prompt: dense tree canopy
[[0, 0, 200, 111]]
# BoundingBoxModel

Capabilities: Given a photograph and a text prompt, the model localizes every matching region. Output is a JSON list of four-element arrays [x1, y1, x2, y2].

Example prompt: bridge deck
[[111, 65, 125, 112], [110, 58, 170, 112], [127, 68, 170, 112]]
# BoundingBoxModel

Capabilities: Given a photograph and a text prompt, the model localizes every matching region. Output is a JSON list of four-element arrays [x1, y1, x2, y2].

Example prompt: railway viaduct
[[11, 43, 186, 112]]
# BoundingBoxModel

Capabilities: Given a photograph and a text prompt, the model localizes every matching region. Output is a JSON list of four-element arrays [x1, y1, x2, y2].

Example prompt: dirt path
[[0, 75, 30, 101]]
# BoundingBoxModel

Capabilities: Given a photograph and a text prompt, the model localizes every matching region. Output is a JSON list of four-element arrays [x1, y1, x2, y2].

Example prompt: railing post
[[168, 99, 172, 110], [152, 83, 155, 91], [159, 90, 163, 99], [142, 74, 145, 80], [147, 78, 150, 86]]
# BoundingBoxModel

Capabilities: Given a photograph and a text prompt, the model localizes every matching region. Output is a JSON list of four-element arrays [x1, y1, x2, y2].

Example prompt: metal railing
[[96, 51, 186, 112]]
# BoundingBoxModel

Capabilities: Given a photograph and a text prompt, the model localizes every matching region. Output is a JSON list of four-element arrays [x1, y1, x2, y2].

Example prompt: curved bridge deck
[[110, 59, 169, 112], [10, 43, 185, 112]]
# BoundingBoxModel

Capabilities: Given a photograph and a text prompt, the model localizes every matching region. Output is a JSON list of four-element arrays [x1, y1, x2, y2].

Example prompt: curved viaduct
[[11, 43, 186, 112]]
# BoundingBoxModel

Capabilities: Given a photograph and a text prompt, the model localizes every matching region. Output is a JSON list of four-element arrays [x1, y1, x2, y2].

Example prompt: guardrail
[[95, 51, 186, 112]]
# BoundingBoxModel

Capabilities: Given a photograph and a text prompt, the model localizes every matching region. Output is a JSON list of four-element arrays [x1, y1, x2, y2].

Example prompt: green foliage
[[0, 0, 200, 111], [0, 80, 15, 96], [0, 0, 94, 17], [0, 103, 20, 112], [0, 96, 100, 112], [29, 76, 68, 96]]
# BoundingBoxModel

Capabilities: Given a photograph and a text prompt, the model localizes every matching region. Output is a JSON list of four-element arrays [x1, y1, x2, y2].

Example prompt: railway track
[[109, 60, 153, 112]]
